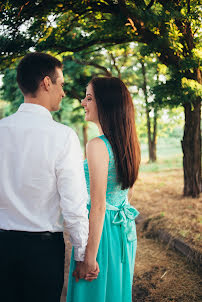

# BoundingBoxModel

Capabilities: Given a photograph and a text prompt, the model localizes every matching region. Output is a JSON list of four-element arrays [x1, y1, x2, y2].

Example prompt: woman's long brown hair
[[89, 77, 141, 189]]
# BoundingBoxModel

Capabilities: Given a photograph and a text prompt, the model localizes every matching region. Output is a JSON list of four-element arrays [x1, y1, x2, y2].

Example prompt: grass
[[134, 235, 201, 301], [131, 169, 202, 253], [140, 137, 183, 172], [140, 156, 182, 172]]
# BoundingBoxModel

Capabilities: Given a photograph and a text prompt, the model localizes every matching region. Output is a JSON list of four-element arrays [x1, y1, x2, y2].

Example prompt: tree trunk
[[145, 102, 153, 162], [181, 99, 201, 197], [150, 141, 156, 161], [141, 60, 157, 162], [150, 105, 157, 161], [83, 124, 88, 158]]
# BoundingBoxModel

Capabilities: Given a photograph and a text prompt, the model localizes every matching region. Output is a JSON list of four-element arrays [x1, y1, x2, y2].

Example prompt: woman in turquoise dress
[[67, 77, 141, 302]]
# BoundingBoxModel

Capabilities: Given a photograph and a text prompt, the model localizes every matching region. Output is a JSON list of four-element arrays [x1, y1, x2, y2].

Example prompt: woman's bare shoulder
[[86, 137, 109, 160]]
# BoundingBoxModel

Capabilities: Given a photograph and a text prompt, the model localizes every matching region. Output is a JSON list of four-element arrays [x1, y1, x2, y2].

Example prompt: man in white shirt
[[0, 52, 94, 302]]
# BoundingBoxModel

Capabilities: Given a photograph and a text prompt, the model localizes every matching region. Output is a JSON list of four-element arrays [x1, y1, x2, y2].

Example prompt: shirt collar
[[18, 103, 53, 120]]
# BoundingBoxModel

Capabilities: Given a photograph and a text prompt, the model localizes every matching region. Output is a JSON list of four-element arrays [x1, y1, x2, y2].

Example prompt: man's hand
[[72, 262, 86, 282], [72, 260, 99, 282]]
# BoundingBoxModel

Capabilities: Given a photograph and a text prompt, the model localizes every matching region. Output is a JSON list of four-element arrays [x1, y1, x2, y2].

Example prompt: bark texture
[[141, 60, 157, 162], [181, 99, 201, 197]]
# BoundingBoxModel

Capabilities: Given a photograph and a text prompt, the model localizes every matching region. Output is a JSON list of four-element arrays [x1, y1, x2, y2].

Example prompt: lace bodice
[[84, 135, 129, 207]]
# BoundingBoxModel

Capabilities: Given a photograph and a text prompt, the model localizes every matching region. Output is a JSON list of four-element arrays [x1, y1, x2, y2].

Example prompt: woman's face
[[82, 83, 99, 123]]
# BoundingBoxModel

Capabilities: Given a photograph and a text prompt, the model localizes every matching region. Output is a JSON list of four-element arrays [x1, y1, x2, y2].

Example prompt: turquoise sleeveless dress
[[67, 135, 139, 302]]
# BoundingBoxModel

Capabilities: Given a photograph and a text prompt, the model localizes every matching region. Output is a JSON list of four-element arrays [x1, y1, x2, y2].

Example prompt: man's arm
[[55, 129, 89, 261]]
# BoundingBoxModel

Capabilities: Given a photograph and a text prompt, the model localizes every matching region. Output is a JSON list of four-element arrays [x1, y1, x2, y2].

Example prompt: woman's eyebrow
[[86, 93, 92, 96]]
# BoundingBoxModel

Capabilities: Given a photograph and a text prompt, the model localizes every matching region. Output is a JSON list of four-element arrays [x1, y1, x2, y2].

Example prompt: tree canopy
[[1, 0, 201, 104], [0, 0, 201, 196]]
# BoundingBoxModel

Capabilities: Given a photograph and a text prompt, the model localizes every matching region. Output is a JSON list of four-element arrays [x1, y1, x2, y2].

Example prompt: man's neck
[[24, 97, 50, 112]]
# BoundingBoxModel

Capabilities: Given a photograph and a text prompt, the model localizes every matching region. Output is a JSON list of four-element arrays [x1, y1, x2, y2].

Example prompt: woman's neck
[[96, 123, 104, 136]]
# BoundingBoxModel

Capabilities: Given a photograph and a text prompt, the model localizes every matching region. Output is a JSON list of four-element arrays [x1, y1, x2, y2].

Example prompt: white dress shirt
[[0, 103, 89, 261]]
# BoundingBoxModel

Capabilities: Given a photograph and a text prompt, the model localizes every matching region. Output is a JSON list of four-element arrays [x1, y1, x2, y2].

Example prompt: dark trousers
[[0, 230, 65, 302]]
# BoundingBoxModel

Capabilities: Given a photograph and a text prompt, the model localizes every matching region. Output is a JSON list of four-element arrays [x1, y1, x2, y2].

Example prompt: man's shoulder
[[51, 120, 78, 140], [0, 113, 16, 125]]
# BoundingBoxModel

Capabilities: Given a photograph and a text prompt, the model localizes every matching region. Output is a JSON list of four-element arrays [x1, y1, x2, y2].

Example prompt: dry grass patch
[[131, 169, 202, 253], [133, 232, 201, 302]]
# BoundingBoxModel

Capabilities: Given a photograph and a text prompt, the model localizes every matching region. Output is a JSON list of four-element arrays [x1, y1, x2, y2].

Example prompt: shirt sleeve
[[55, 128, 89, 261]]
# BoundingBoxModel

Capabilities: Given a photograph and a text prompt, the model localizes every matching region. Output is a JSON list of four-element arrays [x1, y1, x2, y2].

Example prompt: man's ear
[[42, 76, 51, 91]]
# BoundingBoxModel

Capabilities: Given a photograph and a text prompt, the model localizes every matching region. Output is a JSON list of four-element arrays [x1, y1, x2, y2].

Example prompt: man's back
[[0, 103, 88, 234], [0, 52, 90, 302]]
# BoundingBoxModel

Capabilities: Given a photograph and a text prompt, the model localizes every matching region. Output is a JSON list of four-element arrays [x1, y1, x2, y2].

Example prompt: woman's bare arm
[[84, 137, 109, 271]]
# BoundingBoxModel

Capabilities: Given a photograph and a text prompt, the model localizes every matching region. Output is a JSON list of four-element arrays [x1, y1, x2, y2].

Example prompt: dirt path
[[61, 226, 201, 302]]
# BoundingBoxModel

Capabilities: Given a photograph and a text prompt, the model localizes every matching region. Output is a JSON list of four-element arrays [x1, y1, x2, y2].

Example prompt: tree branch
[[109, 51, 121, 78], [146, 0, 155, 10], [133, 0, 146, 9], [187, 0, 190, 13], [117, 0, 160, 44], [40, 36, 135, 54], [175, 19, 194, 52], [66, 87, 82, 101], [63, 55, 112, 77]]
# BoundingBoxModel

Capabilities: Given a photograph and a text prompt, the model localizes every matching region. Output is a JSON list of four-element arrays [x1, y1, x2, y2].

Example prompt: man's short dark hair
[[17, 52, 63, 96]]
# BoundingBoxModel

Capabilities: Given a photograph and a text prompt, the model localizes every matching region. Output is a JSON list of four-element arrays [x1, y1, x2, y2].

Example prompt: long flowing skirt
[[66, 209, 137, 302]]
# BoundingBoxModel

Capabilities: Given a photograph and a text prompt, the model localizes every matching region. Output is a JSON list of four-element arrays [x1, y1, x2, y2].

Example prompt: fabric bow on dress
[[106, 200, 139, 263]]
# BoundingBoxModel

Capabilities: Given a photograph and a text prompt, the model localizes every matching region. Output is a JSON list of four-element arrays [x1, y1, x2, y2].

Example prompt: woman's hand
[[72, 260, 100, 282], [84, 253, 100, 281], [85, 261, 100, 281]]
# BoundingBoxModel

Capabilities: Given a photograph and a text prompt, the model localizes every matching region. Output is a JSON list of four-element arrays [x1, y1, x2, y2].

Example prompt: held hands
[[85, 260, 99, 281], [72, 259, 100, 282]]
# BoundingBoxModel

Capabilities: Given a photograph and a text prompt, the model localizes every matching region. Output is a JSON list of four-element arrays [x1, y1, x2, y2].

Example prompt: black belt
[[0, 229, 63, 239]]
